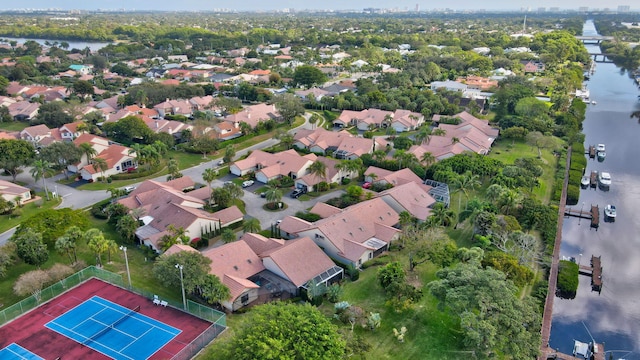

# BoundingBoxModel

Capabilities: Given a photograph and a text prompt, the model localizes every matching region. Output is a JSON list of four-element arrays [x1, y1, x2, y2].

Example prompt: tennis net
[[83, 305, 140, 345]]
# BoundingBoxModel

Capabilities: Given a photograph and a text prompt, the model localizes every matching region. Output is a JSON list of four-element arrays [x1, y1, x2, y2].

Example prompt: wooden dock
[[541, 344, 605, 360], [563, 205, 599, 229], [590, 171, 598, 187], [588, 145, 596, 158], [579, 255, 603, 292]]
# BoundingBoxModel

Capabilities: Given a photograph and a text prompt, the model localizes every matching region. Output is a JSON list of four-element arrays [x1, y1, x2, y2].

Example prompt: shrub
[[111, 162, 164, 180], [347, 263, 359, 281], [295, 211, 321, 222], [557, 260, 579, 299], [566, 184, 580, 205], [341, 178, 351, 185]]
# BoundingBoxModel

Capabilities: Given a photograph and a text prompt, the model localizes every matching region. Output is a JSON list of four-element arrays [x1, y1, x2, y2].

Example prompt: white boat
[[604, 204, 617, 218], [599, 171, 612, 187], [591, 100, 597, 105], [597, 151, 606, 159], [581, 176, 590, 187], [596, 143, 606, 152]]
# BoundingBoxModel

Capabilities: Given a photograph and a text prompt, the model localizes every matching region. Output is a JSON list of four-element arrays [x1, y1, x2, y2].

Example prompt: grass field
[[0, 121, 28, 132], [0, 194, 61, 234]]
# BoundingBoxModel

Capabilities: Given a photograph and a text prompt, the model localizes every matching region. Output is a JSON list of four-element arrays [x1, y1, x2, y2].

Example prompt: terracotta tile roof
[[261, 237, 338, 287], [377, 182, 436, 221], [163, 244, 198, 256], [303, 198, 400, 262], [118, 177, 205, 210], [309, 202, 342, 218], [82, 144, 133, 174], [224, 103, 280, 129], [21, 124, 51, 138], [239, 233, 285, 256], [233, 149, 315, 179], [278, 216, 313, 235], [202, 241, 265, 301], [0, 179, 30, 197], [212, 205, 244, 225], [165, 176, 195, 191], [0, 131, 18, 140]]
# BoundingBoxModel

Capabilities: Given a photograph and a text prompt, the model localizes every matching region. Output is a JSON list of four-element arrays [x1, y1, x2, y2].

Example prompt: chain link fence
[[0, 266, 226, 359]]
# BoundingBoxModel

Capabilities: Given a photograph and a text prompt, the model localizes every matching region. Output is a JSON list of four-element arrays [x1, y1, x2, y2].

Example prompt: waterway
[[549, 20, 640, 359], [0, 37, 111, 51]]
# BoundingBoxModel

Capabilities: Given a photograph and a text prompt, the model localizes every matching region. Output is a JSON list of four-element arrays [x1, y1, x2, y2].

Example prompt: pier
[[540, 344, 605, 360], [590, 171, 597, 188], [587, 145, 596, 158], [563, 205, 599, 229], [578, 255, 603, 293]]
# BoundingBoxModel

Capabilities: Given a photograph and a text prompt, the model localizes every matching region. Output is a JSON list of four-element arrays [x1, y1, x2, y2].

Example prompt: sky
[[2, 1, 633, 12]]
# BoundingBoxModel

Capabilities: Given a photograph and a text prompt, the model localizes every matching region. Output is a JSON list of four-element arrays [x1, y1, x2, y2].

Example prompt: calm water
[[549, 20, 640, 359], [0, 37, 111, 51]]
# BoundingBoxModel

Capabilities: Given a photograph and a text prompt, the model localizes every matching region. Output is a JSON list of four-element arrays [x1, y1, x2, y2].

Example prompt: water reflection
[[549, 20, 640, 358]]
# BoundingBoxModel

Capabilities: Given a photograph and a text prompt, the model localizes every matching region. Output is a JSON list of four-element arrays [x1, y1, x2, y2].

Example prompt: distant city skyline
[[2, 1, 636, 12]]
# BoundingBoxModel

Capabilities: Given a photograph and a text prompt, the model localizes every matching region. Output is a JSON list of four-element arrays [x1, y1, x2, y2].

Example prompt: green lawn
[[0, 194, 61, 233], [488, 139, 558, 204], [0, 121, 29, 132]]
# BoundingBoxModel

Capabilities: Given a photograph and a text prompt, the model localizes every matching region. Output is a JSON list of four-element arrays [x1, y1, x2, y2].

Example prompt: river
[[549, 20, 640, 359], [0, 37, 111, 52]]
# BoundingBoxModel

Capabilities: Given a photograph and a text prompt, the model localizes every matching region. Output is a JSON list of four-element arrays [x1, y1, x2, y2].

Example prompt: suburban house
[[389, 109, 425, 133], [68, 134, 112, 173], [118, 177, 243, 252], [19, 124, 61, 147], [376, 182, 437, 222], [364, 166, 427, 188], [295, 88, 329, 101], [212, 122, 242, 141], [78, 143, 137, 182], [521, 60, 546, 73], [8, 101, 40, 121], [407, 111, 499, 161], [456, 76, 499, 91], [333, 108, 423, 132], [294, 156, 358, 192], [293, 128, 382, 159], [168, 233, 343, 312], [153, 99, 193, 118], [0, 179, 32, 205], [333, 109, 392, 131], [230, 149, 316, 183], [68, 64, 92, 75], [430, 80, 468, 93], [223, 103, 281, 129], [293, 198, 401, 267], [59, 121, 87, 141]]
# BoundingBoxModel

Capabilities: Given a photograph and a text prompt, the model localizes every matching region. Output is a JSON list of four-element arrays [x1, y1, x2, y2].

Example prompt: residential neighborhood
[[0, 8, 619, 360]]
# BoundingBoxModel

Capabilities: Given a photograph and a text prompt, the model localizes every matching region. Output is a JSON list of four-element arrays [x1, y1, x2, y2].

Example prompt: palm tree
[[308, 160, 327, 181], [432, 128, 447, 136], [79, 142, 97, 164], [429, 202, 455, 227], [393, 150, 418, 170], [499, 189, 522, 216], [398, 211, 415, 229], [85, 229, 109, 267], [420, 152, 436, 168], [202, 168, 217, 202], [265, 185, 283, 207], [92, 157, 108, 182], [372, 150, 387, 162], [485, 184, 504, 205], [55, 235, 76, 264], [451, 137, 460, 145], [221, 228, 237, 243], [242, 218, 261, 234], [30, 159, 52, 200], [128, 143, 145, 167], [223, 182, 244, 201], [415, 127, 432, 145]]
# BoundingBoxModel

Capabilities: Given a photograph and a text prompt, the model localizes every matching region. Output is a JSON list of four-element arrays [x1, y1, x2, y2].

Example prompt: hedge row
[[111, 163, 165, 180], [557, 260, 579, 299]]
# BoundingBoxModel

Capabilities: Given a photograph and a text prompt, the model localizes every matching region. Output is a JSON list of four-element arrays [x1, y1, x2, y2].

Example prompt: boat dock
[[541, 344, 605, 360], [590, 171, 598, 188], [588, 145, 596, 158], [579, 255, 603, 293], [563, 205, 599, 229]]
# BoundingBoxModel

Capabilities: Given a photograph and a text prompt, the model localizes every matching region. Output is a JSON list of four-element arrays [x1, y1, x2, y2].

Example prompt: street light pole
[[579, 202, 585, 225], [175, 264, 186, 310], [119, 246, 131, 288]]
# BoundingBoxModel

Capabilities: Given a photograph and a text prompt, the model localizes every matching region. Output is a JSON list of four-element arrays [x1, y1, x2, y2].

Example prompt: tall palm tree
[[415, 127, 432, 145], [92, 157, 108, 182], [79, 142, 97, 164], [202, 168, 217, 202], [308, 160, 327, 180], [485, 184, 504, 205], [451, 137, 460, 145], [30, 159, 52, 200], [499, 189, 522, 216], [429, 202, 455, 227], [265, 186, 283, 207], [420, 152, 436, 168], [242, 218, 261, 234], [432, 128, 447, 136], [393, 150, 418, 170], [372, 150, 387, 162], [223, 182, 244, 201]]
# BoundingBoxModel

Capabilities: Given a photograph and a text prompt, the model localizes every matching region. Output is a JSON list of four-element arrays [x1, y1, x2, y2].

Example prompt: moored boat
[[604, 204, 617, 218]]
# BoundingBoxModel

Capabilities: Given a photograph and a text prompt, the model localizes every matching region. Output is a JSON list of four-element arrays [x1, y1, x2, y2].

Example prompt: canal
[[549, 20, 640, 359]]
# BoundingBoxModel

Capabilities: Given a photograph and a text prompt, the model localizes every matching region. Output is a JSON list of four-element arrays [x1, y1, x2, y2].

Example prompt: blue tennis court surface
[[45, 296, 181, 360], [0, 343, 43, 360]]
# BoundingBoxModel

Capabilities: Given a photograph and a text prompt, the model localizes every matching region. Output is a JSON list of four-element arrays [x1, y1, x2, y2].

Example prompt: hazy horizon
[[2, 0, 636, 12]]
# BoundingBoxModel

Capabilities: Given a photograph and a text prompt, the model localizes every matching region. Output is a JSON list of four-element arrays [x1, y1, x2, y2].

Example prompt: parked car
[[123, 186, 136, 194], [217, 159, 225, 166], [290, 188, 305, 198], [260, 192, 266, 198], [223, 181, 234, 186], [242, 180, 255, 188], [362, 182, 372, 189]]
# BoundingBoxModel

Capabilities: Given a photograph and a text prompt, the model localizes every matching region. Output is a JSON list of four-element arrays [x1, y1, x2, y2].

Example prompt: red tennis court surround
[[0, 278, 213, 360]]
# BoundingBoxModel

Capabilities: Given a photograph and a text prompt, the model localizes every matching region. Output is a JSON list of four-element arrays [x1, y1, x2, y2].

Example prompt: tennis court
[[45, 296, 181, 360], [0, 343, 43, 360]]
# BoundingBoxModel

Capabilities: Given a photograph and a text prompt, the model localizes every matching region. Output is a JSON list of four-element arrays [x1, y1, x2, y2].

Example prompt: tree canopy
[[217, 302, 346, 360], [13, 208, 90, 247]]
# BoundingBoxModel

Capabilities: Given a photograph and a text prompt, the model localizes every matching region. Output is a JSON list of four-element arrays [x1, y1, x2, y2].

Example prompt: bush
[[557, 260, 579, 299], [279, 176, 294, 187], [341, 178, 351, 185], [90, 198, 112, 219], [361, 254, 390, 269], [566, 184, 580, 206], [347, 263, 359, 281], [111, 162, 164, 180], [295, 211, 321, 222]]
